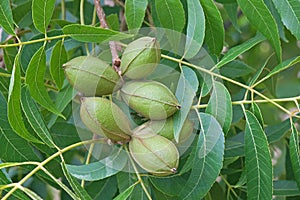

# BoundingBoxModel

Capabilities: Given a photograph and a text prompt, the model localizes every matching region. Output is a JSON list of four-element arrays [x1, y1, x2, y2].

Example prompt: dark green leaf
[[12, 1, 32, 27], [250, 103, 264, 127], [20, 86, 55, 148], [244, 111, 272, 200], [67, 147, 128, 181], [174, 66, 198, 142], [50, 40, 67, 90], [3, 46, 18, 72], [289, 122, 300, 189], [237, 0, 282, 61], [85, 177, 118, 200], [272, 0, 300, 40], [179, 113, 224, 199], [32, 0, 56, 33], [184, 0, 205, 59], [25, 46, 63, 117], [61, 162, 93, 200], [248, 53, 273, 86], [216, 34, 265, 68], [8, 55, 42, 143], [22, 188, 44, 200], [155, 0, 185, 33], [113, 183, 136, 200], [63, 24, 132, 43], [219, 60, 255, 78], [206, 81, 232, 134], [273, 180, 300, 196], [125, 0, 148, 30], [0, 0, 15, 35], [50, 122, 81, 148], [224, 3, 241, 32], [200, 0, 224, 56]]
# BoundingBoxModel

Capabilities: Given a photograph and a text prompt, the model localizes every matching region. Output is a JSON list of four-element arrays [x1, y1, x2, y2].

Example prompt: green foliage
[[0, 0, 299, 199]]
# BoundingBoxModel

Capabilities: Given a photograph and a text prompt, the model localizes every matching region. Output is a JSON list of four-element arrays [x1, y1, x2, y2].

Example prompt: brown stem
[[94, 0, 121, 74]]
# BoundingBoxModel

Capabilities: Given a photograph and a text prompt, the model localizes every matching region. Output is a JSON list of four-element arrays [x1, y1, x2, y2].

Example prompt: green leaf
[[32, 0, 56, 33], [219, 60, 255, 78], [184, 0, 205, 59], [179, 113, 224, 199], [0, 0, 15, 35], [20, 86, 55, 148], [125, 0, 148, 30], [289, 122, 300, 189], [50, 40, 68, 90], [272, 0, 300, 40], [155, 0, 185, 32], [67, 147, 128, 181], [250, 103, 264, 127], [237, 0, 282, 61], [106, 14, 120, 31], [61, 162, 93, 200], [3, 46, 18, 72], [216, 34, 265, 68], [25, 46, 63, 117], [244, 111, 272, 200], [23, 188, 44, 200], [0, 91, 40, 162], [113, 183, 136, 200], [224, 3, 241, 32], [206, 81, 232, 134], [200, 0, 224, 56], [248, 53, 273, 86], [50, 122, 81, 148], [273, 180, 300, 196], [174, 66, 198, 142], [12, 1, 32, 27], [8, 55, 42, 143], [63, 24, 133, 43], [85, 177, 118, 200]]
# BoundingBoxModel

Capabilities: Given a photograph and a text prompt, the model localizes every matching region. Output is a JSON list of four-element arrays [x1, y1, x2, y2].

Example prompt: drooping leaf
[[63, 24, 132, 43], [20, 86, 55, 148], [0, 91, 40, 162], [179, 113, 224, 199], [67, 147, 128, 181], [272, 0, 300, 40], [200, 0, 224, 56], [32, 0, 56, 33], [216, 33, 265, 68], [184, 0, 205, 59], [244, 111, 272, 200], [289, 122, 300, 189], [61, 162, 93, 200], [0, 0, 16, 35], [206, 81, 232, 134], [155, 0, 185, 33], [7, 54, 42, 143], [237, 0, 282, 61], [50, 40, 68, 90], [174, 66, 198, 142], [223, 3, 241, 32], [125, 0, 148, 30], [25, 46, 63, 117]]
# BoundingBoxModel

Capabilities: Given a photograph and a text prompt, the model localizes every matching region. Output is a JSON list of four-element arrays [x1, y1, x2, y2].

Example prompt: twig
[[94, 0, 121, 74]]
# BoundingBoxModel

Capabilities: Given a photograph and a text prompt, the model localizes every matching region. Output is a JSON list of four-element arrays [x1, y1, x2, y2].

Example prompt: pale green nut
[[120, 80, 181, 120], [120, 37, 161, 79], [129, 127, 179, 176], [63, 56, 121, 96], [80, 97, 131, 143]]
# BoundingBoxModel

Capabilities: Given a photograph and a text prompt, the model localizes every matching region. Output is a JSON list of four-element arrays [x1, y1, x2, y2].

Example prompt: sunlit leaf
[[32, 0, 56, 33], [0, 0, 16, 35], [244, 111, 272, 200], [125, 0, 148, 30]]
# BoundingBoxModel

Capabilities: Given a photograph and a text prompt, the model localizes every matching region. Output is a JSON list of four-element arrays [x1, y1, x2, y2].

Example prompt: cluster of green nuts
[[63, 37, 193, 176]]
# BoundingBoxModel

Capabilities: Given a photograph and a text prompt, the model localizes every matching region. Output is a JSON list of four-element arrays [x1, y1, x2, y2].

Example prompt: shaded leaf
[[216, 34, 265, 68], [20, 86, 55, 148], [32, 0, 56, 33], [244, 111, 272, 200], [289, 122, 300, 189], [3, 45, 18, 72], [237, 0, 281, 61], [8, 54, 42, 143], [273, 180, 300, 196], [50, 40, 68, 90], [184, 0, 205, 59], [61, 162, 93, 200], [12, 1, 32, 27], [155, 0, 185, 33], [174, 66, 198, 142], [106, 14, 120, 31], [67, 147, 128, 181], [200, 0, 224, 56], [206, 81, 232, 134], [63, 24, 132, 43], [25, 46, 63, 117], [85, 177, 118, 200], [113, 183, 136, 200], [250, 103, 264, 127], [0, 0, 15, 35], [125, 0, 148, 30], [272, 0, 300, 40], [23, 187, 44, 200], [219, 60, 255, 78], [179, 113, 224, 199], [224, 3, 241, 32]]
